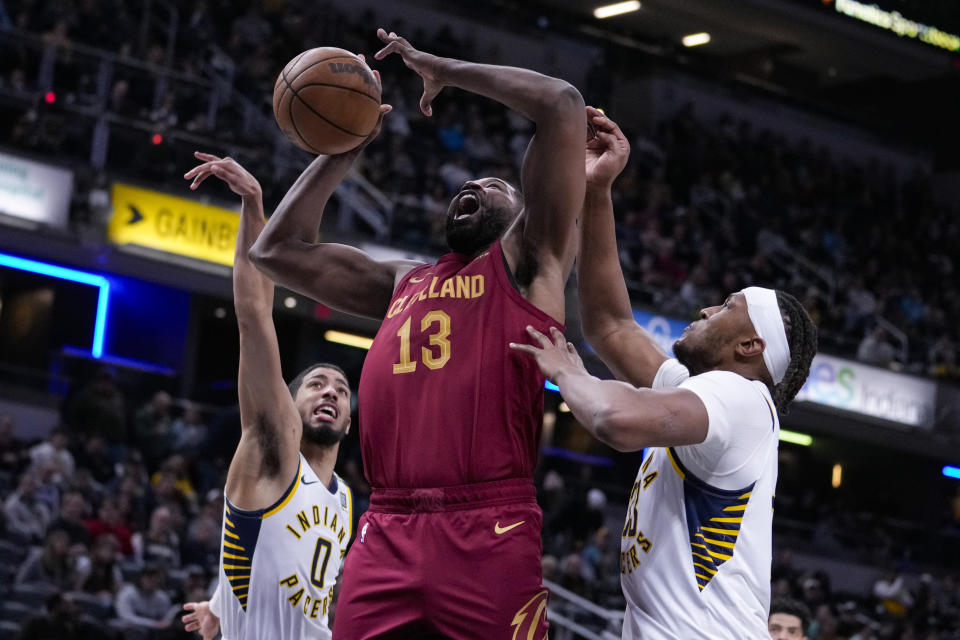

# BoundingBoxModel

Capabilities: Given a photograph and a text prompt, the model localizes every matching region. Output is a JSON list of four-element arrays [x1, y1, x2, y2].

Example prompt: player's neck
[[301, 441, 339, 490]]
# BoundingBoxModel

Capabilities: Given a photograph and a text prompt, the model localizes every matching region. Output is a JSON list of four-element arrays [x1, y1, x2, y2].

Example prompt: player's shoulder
[[681, 370, 775, 420]]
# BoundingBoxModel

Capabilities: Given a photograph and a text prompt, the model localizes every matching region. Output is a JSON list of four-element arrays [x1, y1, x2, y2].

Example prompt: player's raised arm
[[250, 69, 419, 320], [183, 153, 301, 508], [511, 326, 708, 452], [579, 108, 669, 387], [375, 28, 586, 322]]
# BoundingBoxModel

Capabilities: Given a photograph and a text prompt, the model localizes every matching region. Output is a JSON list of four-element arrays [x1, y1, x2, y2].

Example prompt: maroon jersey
[[358, 240, 562, 488]]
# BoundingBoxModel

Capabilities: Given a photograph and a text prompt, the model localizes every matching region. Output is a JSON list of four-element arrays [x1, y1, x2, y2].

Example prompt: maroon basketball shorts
[[332, 478, 549, 640]]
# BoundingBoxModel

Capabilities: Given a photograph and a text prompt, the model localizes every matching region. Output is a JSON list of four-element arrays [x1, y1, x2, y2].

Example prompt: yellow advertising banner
[[108, 183, 240, 266]]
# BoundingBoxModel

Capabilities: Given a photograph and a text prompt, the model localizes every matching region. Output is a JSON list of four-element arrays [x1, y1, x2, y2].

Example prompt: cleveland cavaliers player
[[250, 29, 585, 639]]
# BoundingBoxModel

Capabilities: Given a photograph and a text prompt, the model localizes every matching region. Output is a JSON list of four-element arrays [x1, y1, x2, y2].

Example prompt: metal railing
[[0, 25, 393, 237], [874, 315, 910, 364], [545, 578, 623, 639]]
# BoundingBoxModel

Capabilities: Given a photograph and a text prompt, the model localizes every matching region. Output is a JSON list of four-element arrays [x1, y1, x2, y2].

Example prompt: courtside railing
[[545, 578, 623, 640]]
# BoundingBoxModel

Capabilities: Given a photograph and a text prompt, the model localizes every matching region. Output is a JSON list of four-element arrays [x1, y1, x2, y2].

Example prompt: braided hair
[[772, 291, 818, 413]]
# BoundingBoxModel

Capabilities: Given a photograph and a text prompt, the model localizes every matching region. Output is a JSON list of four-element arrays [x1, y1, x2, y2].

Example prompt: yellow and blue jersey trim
[[666, 447, 754, 592], [221, 459, 301, 609]]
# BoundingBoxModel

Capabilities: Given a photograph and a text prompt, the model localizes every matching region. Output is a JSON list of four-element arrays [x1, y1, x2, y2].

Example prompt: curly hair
[[772, 290, 818, 413]]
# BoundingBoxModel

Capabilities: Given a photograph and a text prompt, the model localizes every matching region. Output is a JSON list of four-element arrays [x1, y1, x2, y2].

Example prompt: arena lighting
[[0, 251, 109, 358], [943, 466, 960, 480], [283, 296, 297, 309], [559, 402, 571, 413], [682, 32, 711, 47], [324, 330, 374, 350], [779, 429, 813, 446], [593, 1, 641, 19], [151, 133, 163, 145], [545, 380, 560, 392], [832, 463, 842, 489], [44, 91, 56, 104]]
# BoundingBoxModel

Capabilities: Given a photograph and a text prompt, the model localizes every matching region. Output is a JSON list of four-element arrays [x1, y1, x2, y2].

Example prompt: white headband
[[741, 287, 790, 385]]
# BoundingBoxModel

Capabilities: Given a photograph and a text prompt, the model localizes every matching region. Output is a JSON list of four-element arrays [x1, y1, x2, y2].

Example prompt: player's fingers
[[190, 170, 215, 190], [379, 103, 393, 114], [419, 90, 436, 117], [589, 113, 616, 131], [509, 342, 538, 355], [193, 151, 220, 162], [184, 602, 198, 611], [525, 325, 553, 348], [184, 158, 227, 179], [183, 163, 209, 179], [593, 114, 627, 142], [376, 27, 390, 42], [595, 130, 620, 148], [550, 326, 566, 348], [185, 622, 199, 632], [374, 41, 401, 60]]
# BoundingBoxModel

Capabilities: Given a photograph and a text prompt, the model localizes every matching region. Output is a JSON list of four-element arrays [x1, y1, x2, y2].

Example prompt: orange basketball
[[273, 47, 382, 155]]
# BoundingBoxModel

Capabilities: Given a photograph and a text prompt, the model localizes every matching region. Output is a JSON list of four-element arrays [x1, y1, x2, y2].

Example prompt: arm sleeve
[[651, 359, 690, 389], [209, 579, 223, 617], [673, 371, 777, 490]]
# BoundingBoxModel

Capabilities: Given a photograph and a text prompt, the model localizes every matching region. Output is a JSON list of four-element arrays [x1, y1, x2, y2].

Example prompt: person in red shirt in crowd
[[86, 496, 133, 556]]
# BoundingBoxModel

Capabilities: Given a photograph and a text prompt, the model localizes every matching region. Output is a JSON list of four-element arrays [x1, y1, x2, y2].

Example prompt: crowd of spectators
[[1, 0, 957, 380], [768, 551, 960, 639], [0, 371, 369, 637], [1, 363, 959, 637]]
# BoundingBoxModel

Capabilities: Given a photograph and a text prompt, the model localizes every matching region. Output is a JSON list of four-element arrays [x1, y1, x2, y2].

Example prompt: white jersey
[[211, 453, 353, 640], [620, 360, 778, 640]]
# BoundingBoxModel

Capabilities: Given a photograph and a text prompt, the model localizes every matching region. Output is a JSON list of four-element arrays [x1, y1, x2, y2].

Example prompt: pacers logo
[[510, 590, 548, 640]]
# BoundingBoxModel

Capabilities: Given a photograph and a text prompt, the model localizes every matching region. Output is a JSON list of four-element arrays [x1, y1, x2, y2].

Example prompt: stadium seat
[[0, 540, 22, 565], [0, 601, 31, 624], [10, 583, 58, 605], [66, 591, 113, 620]]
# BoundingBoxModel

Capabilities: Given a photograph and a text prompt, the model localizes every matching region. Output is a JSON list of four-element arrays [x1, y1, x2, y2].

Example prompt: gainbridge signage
[[107, 183, 240, 267], [795, 353, 937, 429]]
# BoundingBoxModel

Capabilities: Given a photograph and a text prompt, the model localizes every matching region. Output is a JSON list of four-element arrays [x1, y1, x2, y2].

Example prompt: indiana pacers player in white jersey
[[180, 153, 353, 640], [512, 109, 817, 639]]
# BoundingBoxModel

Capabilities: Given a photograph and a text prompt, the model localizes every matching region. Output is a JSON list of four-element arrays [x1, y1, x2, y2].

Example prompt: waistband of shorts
[[369, 478, 536, 513]]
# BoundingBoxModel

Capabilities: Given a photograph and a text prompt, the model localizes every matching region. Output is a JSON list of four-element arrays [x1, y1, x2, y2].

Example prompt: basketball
[[272, 47, 382, 155]]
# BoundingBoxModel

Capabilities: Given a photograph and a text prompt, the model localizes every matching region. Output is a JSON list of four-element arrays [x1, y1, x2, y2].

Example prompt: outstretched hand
[[585, 107, 630, 189], [182, 601, 219, 640], [374, 28, 444, 116], [510, 326, 587, 385], [183, 152, 261, 198]]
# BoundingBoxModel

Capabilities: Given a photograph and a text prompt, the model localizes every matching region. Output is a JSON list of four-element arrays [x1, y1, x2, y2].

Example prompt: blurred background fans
[[0, 0, 958, 638]]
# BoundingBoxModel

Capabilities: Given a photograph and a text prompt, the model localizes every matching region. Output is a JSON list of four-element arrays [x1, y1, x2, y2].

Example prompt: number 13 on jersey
[[393, 310, 452, 374]]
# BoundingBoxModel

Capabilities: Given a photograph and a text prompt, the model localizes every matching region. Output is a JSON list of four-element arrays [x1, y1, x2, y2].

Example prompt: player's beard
[[445, 203, 512, 257], [673, 333, 724, 376], [301, 421, 347, 447]]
